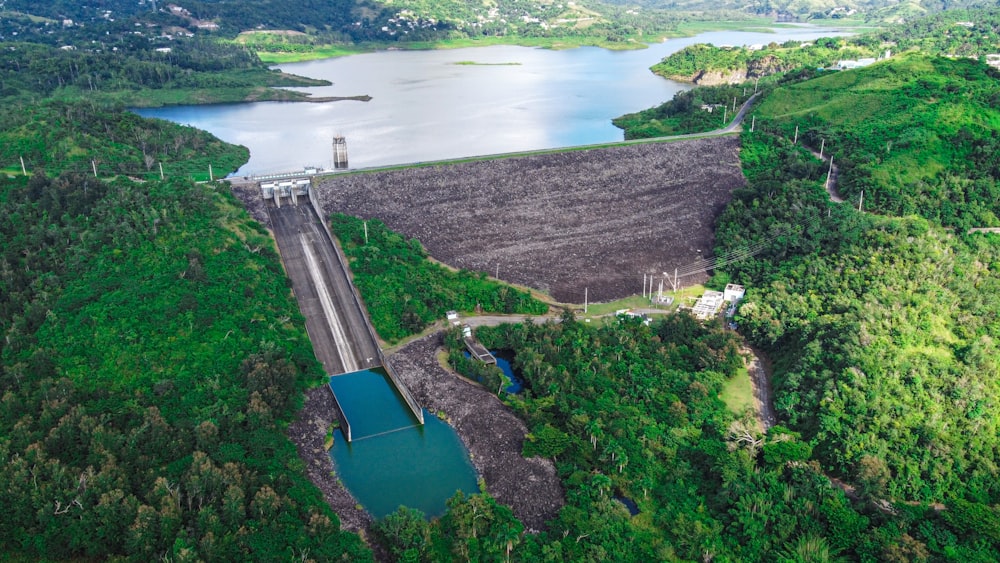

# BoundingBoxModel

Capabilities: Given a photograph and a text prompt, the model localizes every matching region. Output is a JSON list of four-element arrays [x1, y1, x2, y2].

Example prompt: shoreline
[[255, 19, 862, 65]]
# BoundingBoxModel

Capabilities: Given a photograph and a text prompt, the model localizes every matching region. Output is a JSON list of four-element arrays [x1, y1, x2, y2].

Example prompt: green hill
[[709, 52, 1000, 522], [755, 53, 1000, 228], [651, 7, 1000, 83]]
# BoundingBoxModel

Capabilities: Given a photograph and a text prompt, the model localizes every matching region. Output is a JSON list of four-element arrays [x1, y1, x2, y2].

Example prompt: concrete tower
[[333, 135, 348, 169]]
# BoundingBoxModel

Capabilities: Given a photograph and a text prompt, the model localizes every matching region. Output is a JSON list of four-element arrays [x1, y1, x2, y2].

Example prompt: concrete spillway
[[265, 198, 424, 439]]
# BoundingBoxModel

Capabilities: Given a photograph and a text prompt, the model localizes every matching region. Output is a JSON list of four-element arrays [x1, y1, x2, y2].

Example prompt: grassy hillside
[[709, 53, 1000, 520], [0, 99, 249, 181], [755, 53, 1000, 228]]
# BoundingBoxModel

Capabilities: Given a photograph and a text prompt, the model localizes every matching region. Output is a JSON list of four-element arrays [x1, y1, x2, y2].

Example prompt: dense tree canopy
[[0, 173, 370, 560], [331, 213, 548, 343], [703, 52, 1000, 530]]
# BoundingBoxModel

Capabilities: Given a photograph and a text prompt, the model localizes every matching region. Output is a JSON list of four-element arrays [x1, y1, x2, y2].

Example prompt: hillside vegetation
[[377, 312, 1000, 560], [0, 99, 249, 180], [651, 7, 1000, 82], [330, 214, 549, 343], [716, 54, 1000, 506], [754, 54, 1000, 228], [0, 173, 370, 560]]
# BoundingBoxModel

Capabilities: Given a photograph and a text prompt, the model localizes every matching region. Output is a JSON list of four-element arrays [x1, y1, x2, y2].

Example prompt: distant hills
[[651, 7, 1000, 83], [4, 0, 999, 45]]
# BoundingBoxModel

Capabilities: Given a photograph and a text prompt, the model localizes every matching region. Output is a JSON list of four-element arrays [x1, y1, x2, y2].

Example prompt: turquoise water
[[328, 368, 418, 438], [329, 413, 479, 518], [327, 370, 479, 518]]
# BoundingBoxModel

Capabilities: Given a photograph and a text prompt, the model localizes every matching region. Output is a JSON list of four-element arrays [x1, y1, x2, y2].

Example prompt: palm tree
[[777, 534, 845, 563]]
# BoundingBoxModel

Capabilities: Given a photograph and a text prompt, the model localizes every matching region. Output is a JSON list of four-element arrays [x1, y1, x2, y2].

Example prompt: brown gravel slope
[[314, 137, 744, 302], [288, 385, 374, 533], [388, 333, 564, 531]]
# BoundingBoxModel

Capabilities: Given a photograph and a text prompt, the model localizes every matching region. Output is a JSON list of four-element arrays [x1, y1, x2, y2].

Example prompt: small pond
[[463, 349, 525, 394]]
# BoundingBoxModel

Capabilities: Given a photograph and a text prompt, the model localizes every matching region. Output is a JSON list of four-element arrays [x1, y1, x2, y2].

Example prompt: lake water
[[137, 25, 851, 175]]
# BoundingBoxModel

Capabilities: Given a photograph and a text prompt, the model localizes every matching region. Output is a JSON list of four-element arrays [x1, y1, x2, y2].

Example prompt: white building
[[692, 291, 725, 320], [724, 284, 745, 303]]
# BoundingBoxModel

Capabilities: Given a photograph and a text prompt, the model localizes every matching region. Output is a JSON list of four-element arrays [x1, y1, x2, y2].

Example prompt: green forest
[[618, 25, 1000, 510], [330, 214, 548, 343], [0, 173, 370, 560], [3, 2, 1000, 560], [713, 52, 1000, 503], [374, 312, 1000, 560]]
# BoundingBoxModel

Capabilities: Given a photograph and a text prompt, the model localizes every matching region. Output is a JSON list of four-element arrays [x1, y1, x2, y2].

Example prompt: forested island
[[2, 0, 1000, 561]]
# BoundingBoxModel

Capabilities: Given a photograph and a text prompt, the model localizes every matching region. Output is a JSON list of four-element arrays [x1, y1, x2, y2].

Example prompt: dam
[[263, 181, 423, 440], [263, 180, 478, 517]]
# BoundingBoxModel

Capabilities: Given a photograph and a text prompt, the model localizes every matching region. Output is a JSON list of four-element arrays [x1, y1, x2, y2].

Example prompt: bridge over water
[[265, 193, 424, 441]]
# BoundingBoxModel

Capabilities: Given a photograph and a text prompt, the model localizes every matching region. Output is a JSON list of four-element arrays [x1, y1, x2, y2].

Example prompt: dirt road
[[743, 345, 777, 431]]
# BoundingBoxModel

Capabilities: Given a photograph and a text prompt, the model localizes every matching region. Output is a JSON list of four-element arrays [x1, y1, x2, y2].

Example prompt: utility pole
[[732, 96, 737, 113], [208, 164, 214, 181], [642, 273, 647, 298], [584, 287, 588, 314], [495, 263, 499, 279], [750, 116, 755, 132], [819, 138, 825, 160], [363, 221, 368, 244], [793, 125, 799, 145], [20, 156, 27, 176], [159, 162, 164, 180], [825, 157, 834, 192], [722, 107, 728, 125], [92, 159, 98, 178], [858, 190, 864, 213]]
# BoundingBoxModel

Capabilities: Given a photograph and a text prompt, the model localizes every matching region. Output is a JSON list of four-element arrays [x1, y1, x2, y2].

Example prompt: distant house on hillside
[[837, 58, 876, 70], [987, 54, 1000, 69]]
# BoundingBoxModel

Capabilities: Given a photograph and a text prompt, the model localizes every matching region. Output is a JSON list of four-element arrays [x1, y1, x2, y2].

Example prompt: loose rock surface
[[314, 137, 744, 302], [287, 385, 374, 533], [388, 333, 564, 531]]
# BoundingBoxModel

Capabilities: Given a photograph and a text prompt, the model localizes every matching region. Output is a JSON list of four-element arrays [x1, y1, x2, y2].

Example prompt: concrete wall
[[305, 193, 425, 425], [327, 384, 353, 443]]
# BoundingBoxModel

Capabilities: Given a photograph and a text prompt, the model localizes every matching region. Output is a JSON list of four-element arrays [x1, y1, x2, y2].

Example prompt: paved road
[[267, 201, 382, 375]]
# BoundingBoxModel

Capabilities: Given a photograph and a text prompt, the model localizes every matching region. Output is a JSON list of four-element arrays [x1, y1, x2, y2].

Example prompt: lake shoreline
[[254, 19, 861, 64]]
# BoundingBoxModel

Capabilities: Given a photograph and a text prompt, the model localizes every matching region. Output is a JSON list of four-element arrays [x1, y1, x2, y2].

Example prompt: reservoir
[[137, 26, 852, 174]]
